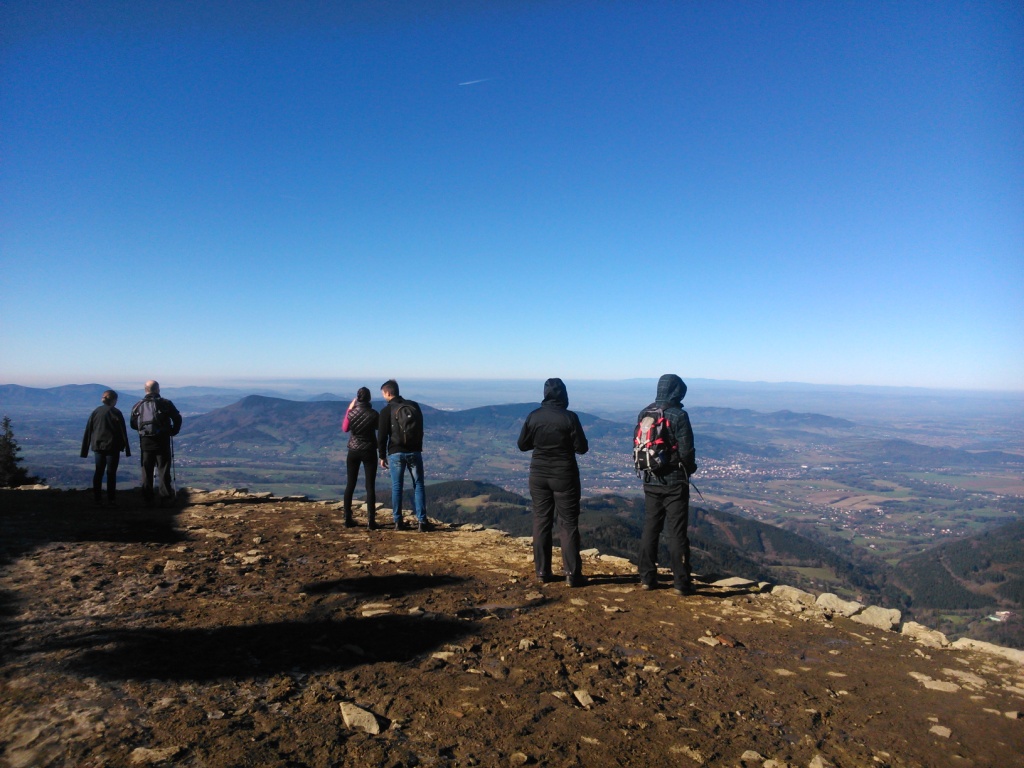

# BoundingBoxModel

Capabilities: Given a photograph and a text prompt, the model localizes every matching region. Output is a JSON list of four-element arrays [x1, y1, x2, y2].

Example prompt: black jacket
[[343, 402, 379, 453], [81, 405, 131, 457], [377, 396, 424, 458], [517, 378, 589, 479], [641, 374, 697, 486], [130, 395, 182, 452]]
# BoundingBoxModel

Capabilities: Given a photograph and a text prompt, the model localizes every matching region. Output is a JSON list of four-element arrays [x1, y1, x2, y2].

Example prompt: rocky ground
[[1, 488, 1022, 768]]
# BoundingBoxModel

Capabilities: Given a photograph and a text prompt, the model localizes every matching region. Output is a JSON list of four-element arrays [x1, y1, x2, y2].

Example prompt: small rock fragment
[[130, 747, 184, 765], [340, 701, 383, 734], [573, 689, 595, 708]]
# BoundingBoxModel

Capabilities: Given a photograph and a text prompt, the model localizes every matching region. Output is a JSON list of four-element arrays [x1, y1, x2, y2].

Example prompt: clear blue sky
[[2, 1, 1021, 390]]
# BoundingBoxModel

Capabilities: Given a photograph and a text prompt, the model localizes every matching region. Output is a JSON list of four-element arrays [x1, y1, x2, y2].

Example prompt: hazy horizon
[[5, 376, 1023, 423]]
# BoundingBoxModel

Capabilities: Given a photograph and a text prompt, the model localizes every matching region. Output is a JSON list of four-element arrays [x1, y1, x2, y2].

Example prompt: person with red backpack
[[635, 374, 697, 595]]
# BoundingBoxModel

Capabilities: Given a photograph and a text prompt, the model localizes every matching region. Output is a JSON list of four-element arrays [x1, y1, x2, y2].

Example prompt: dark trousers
[[529, 474, 583, 579], [639, 482, 691, 589], [344, 449, 377, 515], [93, 451, 120, 502], [141, 450, 174, 503]]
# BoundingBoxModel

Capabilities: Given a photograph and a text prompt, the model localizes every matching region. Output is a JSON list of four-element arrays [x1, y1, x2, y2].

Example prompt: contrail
[[458, 78, 492, 86]]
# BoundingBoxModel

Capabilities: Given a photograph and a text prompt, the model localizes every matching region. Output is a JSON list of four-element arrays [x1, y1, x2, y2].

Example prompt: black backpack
[[390, 400, 422, 446], [133, 399, 166, 437], [633, 406, 676, 481]]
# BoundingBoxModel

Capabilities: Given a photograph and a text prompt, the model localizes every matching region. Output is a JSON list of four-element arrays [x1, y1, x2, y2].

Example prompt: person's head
[[145, 380, 160, 395], [101, 390, 118, 406], [655, 374, 686, 406], [380, 379, 399, 401], [542, 377, 569, 408], [356, 387, 372, 403]]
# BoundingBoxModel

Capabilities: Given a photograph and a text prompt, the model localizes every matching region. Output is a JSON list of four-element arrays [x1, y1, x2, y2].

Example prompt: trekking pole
[[682, 466, 705, 502], [689, 479, 705, 502]]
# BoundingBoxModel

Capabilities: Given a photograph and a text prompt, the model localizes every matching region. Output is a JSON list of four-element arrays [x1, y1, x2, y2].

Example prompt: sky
[[2, 1, 1022, 391]]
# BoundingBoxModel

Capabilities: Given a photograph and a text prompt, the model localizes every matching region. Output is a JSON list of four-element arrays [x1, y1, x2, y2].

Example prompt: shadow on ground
[[26, 614, 476, 682], [0, 488, 186, 662]]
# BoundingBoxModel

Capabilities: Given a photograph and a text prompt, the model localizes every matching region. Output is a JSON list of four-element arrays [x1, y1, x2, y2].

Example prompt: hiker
[[517, 377, 589, 587], [635, 374, 698, 595], [129, 380, 182, 507], [377, 380, 429, 531], [342, 387, 379, 529], [80, 389, 131, 507]]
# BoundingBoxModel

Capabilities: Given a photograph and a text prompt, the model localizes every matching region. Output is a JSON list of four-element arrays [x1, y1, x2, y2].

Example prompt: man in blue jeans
[[377, 380, 429, 531]]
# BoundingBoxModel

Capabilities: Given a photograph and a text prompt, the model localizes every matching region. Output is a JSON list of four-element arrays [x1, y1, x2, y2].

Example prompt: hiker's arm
[[80, 417, 91, 458], [167, 403, 183, 436], [675, 411, 697, 475], [571, 414, 589, 455], [377, 405, 389, 463], [516, 417, 533, 452], [119, 413, 131, 457]]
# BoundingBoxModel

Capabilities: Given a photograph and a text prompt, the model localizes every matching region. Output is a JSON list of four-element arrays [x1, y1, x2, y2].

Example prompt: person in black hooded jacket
[[342, 387, 379, 529], [637, 373, 698, 595], [517, 378, 589, 587]]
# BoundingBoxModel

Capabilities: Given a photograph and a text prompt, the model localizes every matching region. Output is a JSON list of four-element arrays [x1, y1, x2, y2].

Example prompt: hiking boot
[[417, 520, 433, 533], [565, 574, 587, 588], [367, 515, 377, 531], [535, 572, 556, 585], [673, 583, 696, 596], [343, 513, 355, 528], [394, 516, 404, 531], [640, 581, 656, 591]]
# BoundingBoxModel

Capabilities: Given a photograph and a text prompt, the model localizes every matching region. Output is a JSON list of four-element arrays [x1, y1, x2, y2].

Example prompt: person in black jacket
[[377, 379, 429, 531], [342, 387, 379, 529], [81, 389, 131, 507], [129, 380, 182, 507], [637, 374, 698, 595], [517, 378, 590, 587]]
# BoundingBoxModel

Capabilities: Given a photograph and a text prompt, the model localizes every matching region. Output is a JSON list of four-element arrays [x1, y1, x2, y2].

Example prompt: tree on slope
[[0, 416, 42, 487]]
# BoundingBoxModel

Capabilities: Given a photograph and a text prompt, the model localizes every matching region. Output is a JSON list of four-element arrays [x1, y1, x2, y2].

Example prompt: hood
[[542, 377, 569, 409], [655, 374, 686, 407]]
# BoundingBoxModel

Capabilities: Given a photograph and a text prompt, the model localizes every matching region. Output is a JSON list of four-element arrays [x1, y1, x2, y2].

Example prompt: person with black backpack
[[634, 374, 698, 595], [377, 379, 429, 531], [130, 380, 182, 507], [517, 378, 590, 587]]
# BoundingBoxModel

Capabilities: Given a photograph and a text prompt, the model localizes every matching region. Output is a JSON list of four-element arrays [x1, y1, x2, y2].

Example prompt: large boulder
[[901, 621, 949, 648], [851, 605, 901, 631], [816, 592, 864, 617]]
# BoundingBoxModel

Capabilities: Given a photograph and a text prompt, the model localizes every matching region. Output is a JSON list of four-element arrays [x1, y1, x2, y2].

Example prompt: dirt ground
[[1, 488, 1022, 768]]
